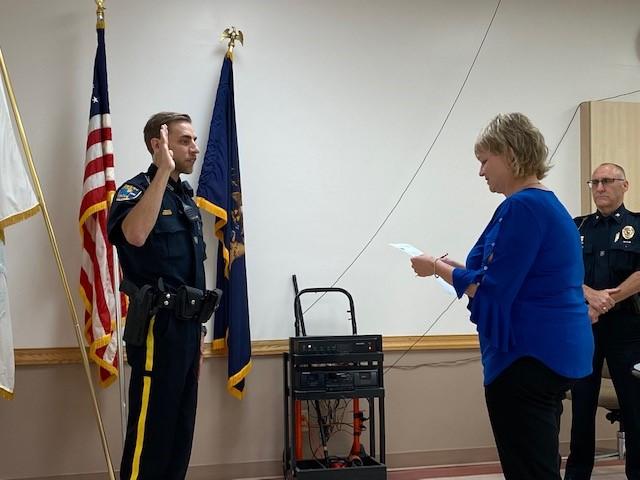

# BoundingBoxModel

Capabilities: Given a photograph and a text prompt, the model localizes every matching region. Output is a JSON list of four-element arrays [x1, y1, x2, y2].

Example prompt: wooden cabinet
[[580, 101, 640, 214]]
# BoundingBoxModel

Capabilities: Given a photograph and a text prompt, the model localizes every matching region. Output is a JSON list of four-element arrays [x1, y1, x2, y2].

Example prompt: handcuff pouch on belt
[[175, 285, 222, 323], [175, 285, 202, 321]]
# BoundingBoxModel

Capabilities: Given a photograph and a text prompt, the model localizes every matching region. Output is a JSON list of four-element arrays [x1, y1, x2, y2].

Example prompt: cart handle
[[293, 287, 357, 336]]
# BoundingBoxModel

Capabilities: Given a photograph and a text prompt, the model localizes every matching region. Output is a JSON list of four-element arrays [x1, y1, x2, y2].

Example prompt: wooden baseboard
[[386, 446, 499, 469], [15, 334, 479, 366], [10, 440, 620, 480]]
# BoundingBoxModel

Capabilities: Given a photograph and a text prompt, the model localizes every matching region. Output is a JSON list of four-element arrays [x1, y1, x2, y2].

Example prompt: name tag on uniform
[[161, 209, 173, 216]]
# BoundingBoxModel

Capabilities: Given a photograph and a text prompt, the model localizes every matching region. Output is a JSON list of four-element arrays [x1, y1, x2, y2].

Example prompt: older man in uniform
[[565, 163, 640, 480], [108, 112, 218, 479]]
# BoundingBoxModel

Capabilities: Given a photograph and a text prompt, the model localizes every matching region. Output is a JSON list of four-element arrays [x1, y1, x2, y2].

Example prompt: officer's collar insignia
[[115, 184, 142, 202], [161, 209, 173, 216], [622, 225, 635, 240], [615, 212, 621, 217]]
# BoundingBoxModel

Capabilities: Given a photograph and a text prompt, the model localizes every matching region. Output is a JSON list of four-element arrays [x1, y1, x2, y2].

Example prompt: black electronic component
[[296, 369, 379, 392], [295, 337, 379, 355], [291, 335, 383, 396]]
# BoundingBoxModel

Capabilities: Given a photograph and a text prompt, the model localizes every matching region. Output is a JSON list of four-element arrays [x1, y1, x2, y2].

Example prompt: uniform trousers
[[485, 356, 575, 480], [565, 313, 640, 480], [120, 310, 201, 480]]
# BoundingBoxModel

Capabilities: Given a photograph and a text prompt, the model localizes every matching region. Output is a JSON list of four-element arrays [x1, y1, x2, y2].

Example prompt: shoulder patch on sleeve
[[116, 184, 142, 202]]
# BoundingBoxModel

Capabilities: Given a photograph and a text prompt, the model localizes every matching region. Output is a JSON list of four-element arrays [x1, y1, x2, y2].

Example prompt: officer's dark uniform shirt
[[575, 203, 640, 315], [107, 164, 206, 291]]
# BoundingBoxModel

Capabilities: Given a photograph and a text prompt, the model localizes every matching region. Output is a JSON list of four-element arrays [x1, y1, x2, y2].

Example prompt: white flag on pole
[[0, 67, 39, 399]]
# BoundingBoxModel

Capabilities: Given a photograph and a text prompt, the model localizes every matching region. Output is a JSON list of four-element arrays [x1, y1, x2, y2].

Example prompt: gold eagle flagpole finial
[[95, 0, 106, 29], [221, 26, 244, 60]]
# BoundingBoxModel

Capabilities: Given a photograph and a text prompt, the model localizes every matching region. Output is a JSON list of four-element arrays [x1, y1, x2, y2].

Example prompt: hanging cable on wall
[[302, 0, 503, 316]]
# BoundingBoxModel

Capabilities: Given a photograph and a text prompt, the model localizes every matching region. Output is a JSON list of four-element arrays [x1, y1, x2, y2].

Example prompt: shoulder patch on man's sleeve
[[115, 184, 142, 202]]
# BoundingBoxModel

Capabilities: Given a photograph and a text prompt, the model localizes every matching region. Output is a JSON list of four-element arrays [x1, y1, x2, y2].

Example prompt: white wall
[[2, 0, 640, 347]]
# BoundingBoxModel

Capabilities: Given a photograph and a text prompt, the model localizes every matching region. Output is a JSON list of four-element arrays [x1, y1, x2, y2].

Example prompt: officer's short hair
[[595, 163, 626, 179], [475, 112, 550, 180], [143, 112, 192, 154]]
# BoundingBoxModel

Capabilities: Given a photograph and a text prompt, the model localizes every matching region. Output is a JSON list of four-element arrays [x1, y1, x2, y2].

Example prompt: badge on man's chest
[[622, 225, 636, 240]]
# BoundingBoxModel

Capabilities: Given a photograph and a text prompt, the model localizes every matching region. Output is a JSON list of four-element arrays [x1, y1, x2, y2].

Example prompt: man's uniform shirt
[[107, 164, 206, 292], [575, 204, 640, 319]]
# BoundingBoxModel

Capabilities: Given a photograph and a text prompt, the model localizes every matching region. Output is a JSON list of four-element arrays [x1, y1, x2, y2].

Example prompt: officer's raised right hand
[[151, 124, 175, 174]]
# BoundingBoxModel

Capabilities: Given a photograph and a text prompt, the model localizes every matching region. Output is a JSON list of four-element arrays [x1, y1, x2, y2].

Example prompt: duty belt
[[157, 283, 222, 323], [121, 278, 222, 324]]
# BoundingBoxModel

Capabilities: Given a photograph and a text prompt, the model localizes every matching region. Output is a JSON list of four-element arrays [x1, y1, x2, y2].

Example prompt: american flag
[[78, 23, 123, 387]]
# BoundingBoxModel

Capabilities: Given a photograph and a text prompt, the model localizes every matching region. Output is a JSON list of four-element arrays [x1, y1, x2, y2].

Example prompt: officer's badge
[[115, 184, 142, 202], [622, 225, 635, 240]]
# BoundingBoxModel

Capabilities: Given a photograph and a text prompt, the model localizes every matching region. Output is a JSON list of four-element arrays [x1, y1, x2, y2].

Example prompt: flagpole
[[94, 0, 128, 446], [113, 248, 128, 444], [0, 46, 116, 480]]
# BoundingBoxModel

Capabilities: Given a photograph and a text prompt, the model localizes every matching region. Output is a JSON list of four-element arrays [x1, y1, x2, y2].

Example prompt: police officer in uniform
[[565, 163, 640, 480], [108, 112, 211, 479]]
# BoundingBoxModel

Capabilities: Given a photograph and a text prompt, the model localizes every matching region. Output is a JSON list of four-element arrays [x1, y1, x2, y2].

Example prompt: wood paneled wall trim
[[580, 100, 640, 214], [15, 334, 479, 366]]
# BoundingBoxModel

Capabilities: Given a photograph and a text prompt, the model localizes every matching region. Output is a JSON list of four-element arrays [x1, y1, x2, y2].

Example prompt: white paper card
[[390, 243, 457, 296]]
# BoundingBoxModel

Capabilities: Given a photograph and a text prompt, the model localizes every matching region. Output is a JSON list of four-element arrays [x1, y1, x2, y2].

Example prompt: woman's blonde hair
[[475, 112, 550, 179]]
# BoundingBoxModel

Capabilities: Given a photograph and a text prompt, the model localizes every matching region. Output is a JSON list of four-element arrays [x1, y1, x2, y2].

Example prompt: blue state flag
[[196, 55, 251, 399]]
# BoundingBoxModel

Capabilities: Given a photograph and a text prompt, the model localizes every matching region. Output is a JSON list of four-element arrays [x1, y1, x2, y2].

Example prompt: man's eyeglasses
[[586, 178, 625, 188]]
